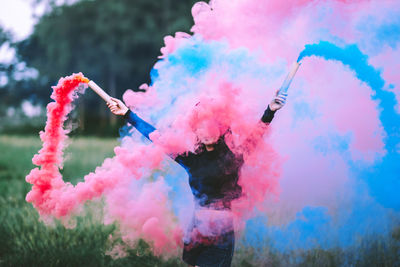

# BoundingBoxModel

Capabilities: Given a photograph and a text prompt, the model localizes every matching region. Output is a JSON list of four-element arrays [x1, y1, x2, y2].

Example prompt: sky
[[0, 0, 80, 63], [0, 0, 36, 63], [0, 0, 36, 40]]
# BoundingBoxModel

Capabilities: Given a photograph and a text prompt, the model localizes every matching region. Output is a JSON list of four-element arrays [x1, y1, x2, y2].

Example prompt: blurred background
[[0, 0, 197, 136]]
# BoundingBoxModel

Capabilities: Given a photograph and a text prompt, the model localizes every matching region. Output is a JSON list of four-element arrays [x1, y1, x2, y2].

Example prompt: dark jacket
[[124, 106, 275, 208]]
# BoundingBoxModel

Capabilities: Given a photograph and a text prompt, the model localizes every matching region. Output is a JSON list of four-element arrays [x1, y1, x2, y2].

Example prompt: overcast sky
[[0, 0, 37, 63], [0, 0, 37, 40]]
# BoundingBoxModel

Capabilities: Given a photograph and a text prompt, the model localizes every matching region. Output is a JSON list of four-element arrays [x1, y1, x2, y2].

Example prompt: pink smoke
[[125, 72, 283, 233], [26, 71, 282, 255], [26, 73, 183, 256]]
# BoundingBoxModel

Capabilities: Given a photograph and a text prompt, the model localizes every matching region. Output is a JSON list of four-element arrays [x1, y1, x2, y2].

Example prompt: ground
[[0, 135, 398, 267]]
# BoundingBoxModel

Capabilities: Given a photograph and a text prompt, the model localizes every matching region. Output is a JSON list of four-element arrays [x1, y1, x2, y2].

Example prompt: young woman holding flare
[[104, 88, 287, 267], [91, 62, 297, 267]]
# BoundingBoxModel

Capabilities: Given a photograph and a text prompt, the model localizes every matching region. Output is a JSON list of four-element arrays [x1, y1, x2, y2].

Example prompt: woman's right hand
[[269, 89, 287, 111], [107, 97, 129, 116]]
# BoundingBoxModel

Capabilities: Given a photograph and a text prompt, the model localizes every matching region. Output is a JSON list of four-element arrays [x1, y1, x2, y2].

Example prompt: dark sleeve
[[174, 154, 187, 168], [261, 105, 276, 123], [123, 110, 156, 140], [124, 110, 188, 165]]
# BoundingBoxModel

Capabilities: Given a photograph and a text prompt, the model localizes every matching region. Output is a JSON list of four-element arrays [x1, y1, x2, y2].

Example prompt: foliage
[[5, 0, 197, 135]]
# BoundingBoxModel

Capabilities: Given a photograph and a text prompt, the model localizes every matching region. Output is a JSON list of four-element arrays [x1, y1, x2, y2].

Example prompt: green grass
[[0, 135, 183, 267], [0, 135, 399, 267]]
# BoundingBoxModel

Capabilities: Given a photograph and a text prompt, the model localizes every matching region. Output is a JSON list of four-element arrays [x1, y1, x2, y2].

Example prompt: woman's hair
[[188, 98, 229, 137]]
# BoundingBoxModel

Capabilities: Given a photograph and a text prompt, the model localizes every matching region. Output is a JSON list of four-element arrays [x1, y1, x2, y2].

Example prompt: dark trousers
[[182, 230, 235, 267]]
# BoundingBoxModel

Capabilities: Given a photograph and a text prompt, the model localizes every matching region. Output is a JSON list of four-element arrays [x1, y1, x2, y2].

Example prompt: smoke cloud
[[26, 0, 400, 260]]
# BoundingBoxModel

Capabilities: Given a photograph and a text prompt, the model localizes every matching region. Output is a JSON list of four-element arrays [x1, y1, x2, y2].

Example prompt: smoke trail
[[298, 41, 400, 208], [26, 73, 89, 218], [242, 40, 400, 252], [26, 73, 183, 256]]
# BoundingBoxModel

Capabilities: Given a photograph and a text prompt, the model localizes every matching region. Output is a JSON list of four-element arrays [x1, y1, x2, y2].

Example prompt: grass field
[[0, 135, 183, 267], [0, 135, 399, 267]]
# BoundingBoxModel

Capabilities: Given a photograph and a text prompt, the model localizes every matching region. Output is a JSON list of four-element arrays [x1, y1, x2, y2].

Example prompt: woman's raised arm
[[236, 90, 287, 155], [108, 97, 190, 167]]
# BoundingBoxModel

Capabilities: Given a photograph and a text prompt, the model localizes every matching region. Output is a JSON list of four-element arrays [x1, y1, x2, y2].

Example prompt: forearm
[[232, 105, 276, 156], [123, 110, 182, 164], [124, 110, 156, 140]]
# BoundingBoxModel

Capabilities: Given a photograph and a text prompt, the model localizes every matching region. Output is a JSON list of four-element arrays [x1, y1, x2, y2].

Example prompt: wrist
[[123, 109, 131, 118], [268, 104, 278, 112]]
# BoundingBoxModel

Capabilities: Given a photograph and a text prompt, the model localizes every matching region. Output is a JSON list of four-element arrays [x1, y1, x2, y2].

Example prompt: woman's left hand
[[269, 89, 287, 111]]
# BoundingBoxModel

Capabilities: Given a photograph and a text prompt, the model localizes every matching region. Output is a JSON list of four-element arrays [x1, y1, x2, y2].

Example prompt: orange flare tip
[[80, 77, 90, 83]]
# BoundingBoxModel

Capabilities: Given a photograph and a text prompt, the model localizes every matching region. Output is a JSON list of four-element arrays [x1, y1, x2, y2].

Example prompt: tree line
[[0, 0, 197, 135]]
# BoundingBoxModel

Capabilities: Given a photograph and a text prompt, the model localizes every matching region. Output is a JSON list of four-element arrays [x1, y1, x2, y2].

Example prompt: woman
[[107, 91, 286, 267]]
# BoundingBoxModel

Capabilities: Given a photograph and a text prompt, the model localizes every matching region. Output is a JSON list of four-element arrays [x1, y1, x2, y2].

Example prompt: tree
[[15, 0, 197, 135]]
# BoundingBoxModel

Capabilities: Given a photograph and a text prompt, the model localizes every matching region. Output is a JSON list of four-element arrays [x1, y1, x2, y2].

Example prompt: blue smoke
[[146, 37, 284, 126], [244, 41, 400, 252], [298, 41, 400, 209]]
